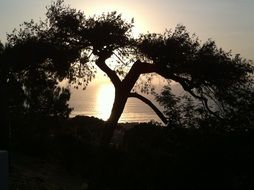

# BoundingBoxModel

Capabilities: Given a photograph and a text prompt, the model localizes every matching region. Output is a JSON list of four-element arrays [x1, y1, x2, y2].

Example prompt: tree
[[0, 41, 10, 149], [152, 33, 254, 130], [5, 0, 253, 135], [1, 22, 73, 119]]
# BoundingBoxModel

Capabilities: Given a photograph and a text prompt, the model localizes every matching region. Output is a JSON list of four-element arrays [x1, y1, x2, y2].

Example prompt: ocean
[[68, 83, 164, 123]]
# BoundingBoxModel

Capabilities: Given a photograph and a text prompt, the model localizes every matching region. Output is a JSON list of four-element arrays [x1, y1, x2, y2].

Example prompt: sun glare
[[96, 83, 115, 120]]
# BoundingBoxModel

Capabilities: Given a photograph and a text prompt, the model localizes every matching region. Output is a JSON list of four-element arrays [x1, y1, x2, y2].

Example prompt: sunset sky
[[0, 0, 254, 60], [1, 0, 254, 121]]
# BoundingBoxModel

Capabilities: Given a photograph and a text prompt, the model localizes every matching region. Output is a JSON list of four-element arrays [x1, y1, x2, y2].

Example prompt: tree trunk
[[101, 87, 128, 146], [96, 58, 169, 146], [108, 88, 128, 124]]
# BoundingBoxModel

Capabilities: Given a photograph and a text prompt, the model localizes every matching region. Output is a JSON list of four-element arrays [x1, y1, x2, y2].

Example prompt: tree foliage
[[2, 0, 253, 130], [1, 29, 73, 118], [137, 25, 253, 129]]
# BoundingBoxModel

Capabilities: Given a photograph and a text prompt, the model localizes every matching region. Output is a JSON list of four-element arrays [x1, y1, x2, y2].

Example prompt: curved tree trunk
[[96, 58, 168, 145], [101, 87, 129, 146], [108, 88, 128, 125]]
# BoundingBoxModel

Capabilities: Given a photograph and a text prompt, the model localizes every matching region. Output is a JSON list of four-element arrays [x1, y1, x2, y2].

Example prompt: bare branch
[[113, 51, 128, 66], [175, 79, 222, 119], [157, 73, 223, 119], [186, 89, 220, 118], [122, 60, 158, 91], [95, 57, 121, 87], [129, 92, 168, 124]]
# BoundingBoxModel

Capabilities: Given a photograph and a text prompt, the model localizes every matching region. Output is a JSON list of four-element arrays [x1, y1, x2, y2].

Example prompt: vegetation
[[9, 116, 254, 190], [0, 0, 253, 189], [2, 0, 253, 129]]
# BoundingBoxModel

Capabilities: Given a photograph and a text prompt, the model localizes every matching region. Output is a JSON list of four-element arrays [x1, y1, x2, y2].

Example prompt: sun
[[96, 83, 115, 120]]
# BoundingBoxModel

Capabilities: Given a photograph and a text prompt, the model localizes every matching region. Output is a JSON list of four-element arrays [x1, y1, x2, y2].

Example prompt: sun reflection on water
[[96, 83, 115, 121]]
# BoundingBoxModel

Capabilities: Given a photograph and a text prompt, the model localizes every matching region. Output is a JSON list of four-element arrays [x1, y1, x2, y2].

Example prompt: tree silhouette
[[0, 41, 9, 149], [1, 24, 73, 119], [5, 0, 253, 135]]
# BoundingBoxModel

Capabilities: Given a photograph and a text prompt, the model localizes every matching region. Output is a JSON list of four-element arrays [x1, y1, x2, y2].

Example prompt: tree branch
[[121, 59, 221, 121], [113, 51, 128, 66], [122, 60, 158, 91], [153, 69, 223, 119], [129, 92, 168, 124], [95, 56, 121, 88], [136, 60, 159, 74], [187, 89, 222, 119], [167, 74, 222, 119]]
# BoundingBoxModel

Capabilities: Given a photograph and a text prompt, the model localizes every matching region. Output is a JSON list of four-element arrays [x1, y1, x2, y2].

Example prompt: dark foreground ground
[[9, 116, 254, 190]]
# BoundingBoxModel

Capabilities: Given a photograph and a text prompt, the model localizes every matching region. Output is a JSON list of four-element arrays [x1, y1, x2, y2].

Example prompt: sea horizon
[[69, 88, 163, 123], [68, 79, 184, 124], [68, 80, 169, 123]]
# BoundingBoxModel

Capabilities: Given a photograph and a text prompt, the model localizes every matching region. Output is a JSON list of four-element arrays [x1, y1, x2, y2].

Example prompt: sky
[[1, 0, 253, 121], [0, 0, 254, 60]]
